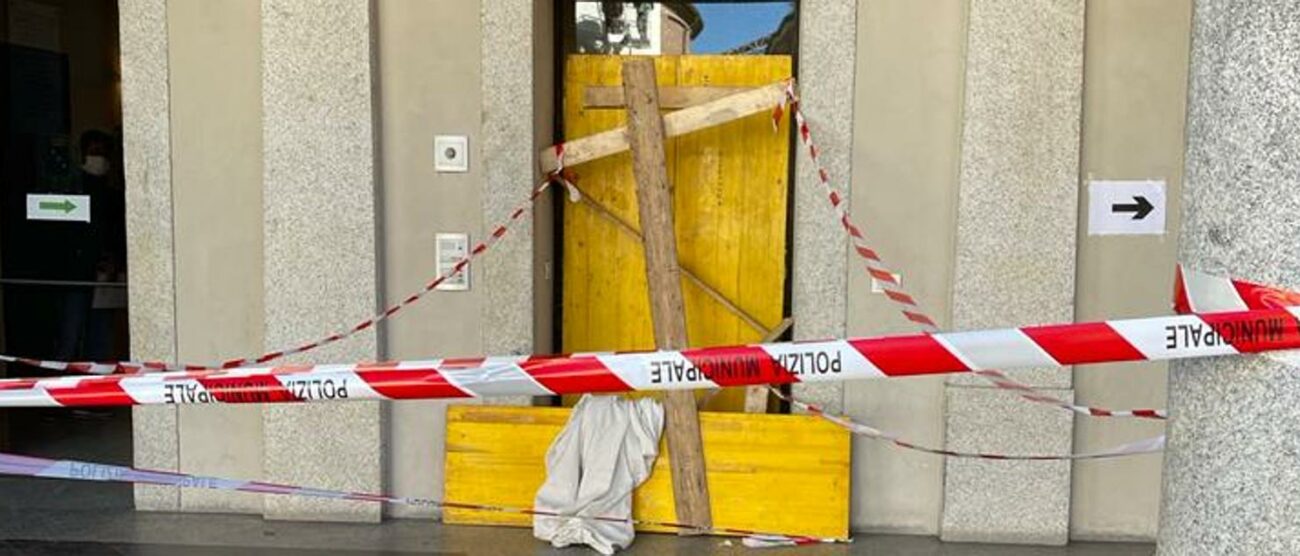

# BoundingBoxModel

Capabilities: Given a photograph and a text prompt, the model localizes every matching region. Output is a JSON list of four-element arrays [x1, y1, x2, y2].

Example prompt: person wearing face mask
[[85, 130, 125, 363], [81, 150, 109, 178], [54, 130, 125, 364], [80, 129, 125, 279]]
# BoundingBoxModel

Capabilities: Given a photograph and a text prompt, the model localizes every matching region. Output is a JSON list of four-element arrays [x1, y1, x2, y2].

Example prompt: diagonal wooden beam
[[743, 318, 795, 414], [569, 187, 768, 335], [540, 80, 790, 174], [570, 159, 792, 416]]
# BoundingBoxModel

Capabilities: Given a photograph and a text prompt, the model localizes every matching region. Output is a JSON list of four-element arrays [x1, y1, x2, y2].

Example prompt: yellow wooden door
[[562, 55, 791, 411]]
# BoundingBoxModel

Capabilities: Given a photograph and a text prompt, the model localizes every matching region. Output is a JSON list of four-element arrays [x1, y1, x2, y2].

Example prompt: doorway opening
[[553, 2, 800, 412], [0, 0, 130, 511]]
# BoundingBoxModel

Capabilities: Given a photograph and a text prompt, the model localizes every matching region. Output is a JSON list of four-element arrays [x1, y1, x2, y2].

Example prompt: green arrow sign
[[38, 199, 77, 214], [28, 194, 91, 222]]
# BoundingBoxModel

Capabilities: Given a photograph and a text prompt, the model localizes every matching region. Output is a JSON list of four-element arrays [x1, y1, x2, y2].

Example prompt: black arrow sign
[[1112, 196, 1154, 220]]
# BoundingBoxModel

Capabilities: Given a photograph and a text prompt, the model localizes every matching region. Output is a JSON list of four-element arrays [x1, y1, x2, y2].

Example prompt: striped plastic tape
[[0, 147, 578, 377], [1173, 264, 1300, 367], [0, 451, 845, 545], [0, 307, 1295, 408], [1175, 264, 1300, 314], [776, 84, 1172, 420]]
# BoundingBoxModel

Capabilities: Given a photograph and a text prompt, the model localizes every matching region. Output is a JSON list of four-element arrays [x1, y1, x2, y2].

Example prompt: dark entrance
[[0, 0, 130, 511]]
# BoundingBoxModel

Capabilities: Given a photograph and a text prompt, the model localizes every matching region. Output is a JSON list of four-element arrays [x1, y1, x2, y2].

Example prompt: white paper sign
[[27, 194, 90, 223], [1087, 180, 1166, 236]]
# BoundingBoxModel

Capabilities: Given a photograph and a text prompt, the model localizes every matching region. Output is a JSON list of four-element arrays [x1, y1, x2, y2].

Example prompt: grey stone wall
[[478, 0, 540, 408], [481, 0, 535, 359], [791, 0, 855, 414], [119, 0, 179, 512], [260, 0, 383, 523], [1159, 2, 1300, 553], [941, 0, 1084, 545]]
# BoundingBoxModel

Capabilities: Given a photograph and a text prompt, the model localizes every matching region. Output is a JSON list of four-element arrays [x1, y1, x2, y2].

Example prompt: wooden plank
[[713, 59, 745, 351], [569, 186, 768, 335], [622, 58, 712, 532], [584, 85, 750, 109], [675, 60, 724, 355], [743, 318, 795, 414], [560, 56, 653, 408], [591, 59, 626, 357], [561, 55, 792, 412], [736, 56, 790, 413], [540, 80, 788, 173], [568, 178, 786, 414], [561, 58, 598, 355], [443, 406, 850, 539], [675, 56, 791, 411]]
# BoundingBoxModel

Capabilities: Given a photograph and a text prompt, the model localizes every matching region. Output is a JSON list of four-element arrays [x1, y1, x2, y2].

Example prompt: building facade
[[121, 0, 1193, 544]]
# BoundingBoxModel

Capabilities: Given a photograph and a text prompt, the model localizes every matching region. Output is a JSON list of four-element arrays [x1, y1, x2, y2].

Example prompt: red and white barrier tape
[[766, 386, 1164, 460], [0, 307, 1294, 408], [0, 80, 1218, 505], [221, 149, 577, 370], [1173, 264, 1300, 367], [0, 146, 579, 376], [776, 83, 1169, 420], [0, 81, 1150, 461], [0, 83, 1243, 439], [6, 82, 1290, 435], [0, 451, 845, 546], [1174, 264, 1300, 314], [740, 535, 849, 549]]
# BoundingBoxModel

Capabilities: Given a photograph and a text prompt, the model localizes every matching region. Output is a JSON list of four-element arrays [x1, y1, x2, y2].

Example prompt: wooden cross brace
[[541, 65, 794, 532], [620, 58, 712, 533]]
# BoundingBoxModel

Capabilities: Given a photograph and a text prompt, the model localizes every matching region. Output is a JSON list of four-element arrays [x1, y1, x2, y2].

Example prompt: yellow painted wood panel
[[562, 55, 791, 411], [443, 406, 849, 539]]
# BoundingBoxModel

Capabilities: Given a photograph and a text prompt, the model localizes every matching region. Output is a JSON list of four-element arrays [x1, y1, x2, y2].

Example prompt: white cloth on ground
[[532, 395, 664, 555]]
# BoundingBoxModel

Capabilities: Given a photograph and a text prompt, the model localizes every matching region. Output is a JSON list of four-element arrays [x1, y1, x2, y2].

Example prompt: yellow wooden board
[[561, 55, 792, 412], [443, 405, 849, 539]]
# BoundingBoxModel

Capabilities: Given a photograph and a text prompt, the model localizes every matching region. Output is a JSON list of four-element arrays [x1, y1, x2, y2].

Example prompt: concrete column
[[169, 0, 266, 515], [846, 1, 967, 534], [478, 0, 554, 407], [119, 0, 179, 512], [791, 0, 855, 414], [260, 0, 382, 522], [481, 0, 534, 361], [941, 0, 1084, 545], [477, 0, 539, 408], [1158, 3, 1300, 553], [377, 0, 487, 521], [1071, 0, 1193, 541]]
